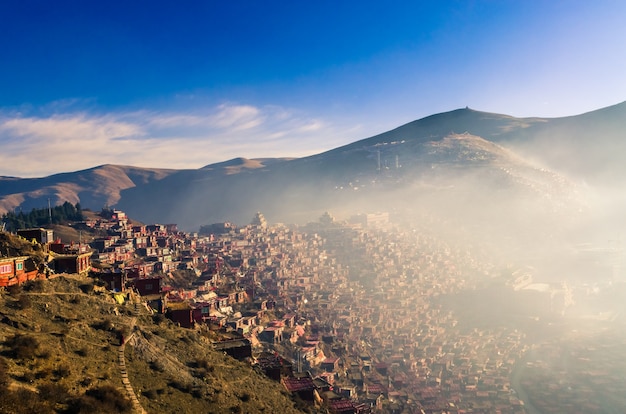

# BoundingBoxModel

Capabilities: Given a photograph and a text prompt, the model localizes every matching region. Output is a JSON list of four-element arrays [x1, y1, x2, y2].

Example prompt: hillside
[[1, 102, 625, 247], [0, 276, 307, 414], [0, 164, 178, 215]]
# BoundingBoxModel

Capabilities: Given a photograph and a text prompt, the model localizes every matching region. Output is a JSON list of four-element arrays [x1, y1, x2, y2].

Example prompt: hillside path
[[118, 314, 147, 414]]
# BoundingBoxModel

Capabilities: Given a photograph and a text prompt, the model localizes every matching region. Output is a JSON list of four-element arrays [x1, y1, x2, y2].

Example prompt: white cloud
[[208, 104, 264, 131], [0, 102, 357, 178], [1, 114, 142, 143]]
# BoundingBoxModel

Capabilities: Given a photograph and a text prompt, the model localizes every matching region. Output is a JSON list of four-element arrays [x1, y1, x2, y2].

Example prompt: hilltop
[[3, 102, 626, 230]]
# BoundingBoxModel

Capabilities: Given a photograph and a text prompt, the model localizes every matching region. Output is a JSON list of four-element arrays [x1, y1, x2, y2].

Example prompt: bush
[[6, 284, 22, 296], [0, 388, 51, 414], [191, 387, 204, 399], [0, 357, 9, 388], [15, 294, 32, 310], [4, 334, 39, 359], [18, 370, 35, 383], [38, 383, 70, 404], [67, 385, 133, 414], [92, 318, 114, 331], [194, 358, 214, 371], [75, 347, 88, 357], [78, 283, 94, 294], [142, 388, 158, 400], [149, 360, 165, 372], [168, 379, 193, 393], [23, 279, 45, 293], [35, 366, 53, 379], [80, 376, 93, 387], [152, 313, 166, 324], [54, 362, 71, 378], [37, 348, 51, 359]]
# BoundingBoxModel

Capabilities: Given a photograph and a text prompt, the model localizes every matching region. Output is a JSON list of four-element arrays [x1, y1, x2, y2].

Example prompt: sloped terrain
[[0, 276, 306, 414], [0, 164, 178, 215], [1, 102, 625, 238]]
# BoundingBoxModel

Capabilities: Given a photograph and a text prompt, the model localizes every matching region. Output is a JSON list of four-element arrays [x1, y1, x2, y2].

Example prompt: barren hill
[[1, 102, 625, 255], [0, 164, 178, 215]]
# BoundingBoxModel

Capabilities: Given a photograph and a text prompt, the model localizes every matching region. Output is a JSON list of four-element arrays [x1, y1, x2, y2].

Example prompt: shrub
[[4, 334, 39, 359], [193, 368, 207, 379], [149, 360, 165, 372], [78, 283, 94, 294], [191, 387, 204, 399], [80, 376, 93, 387], [0, 388, 49, 414], [15, 294, 32, 310], [194, 358, 214, 371], [37, 348, 51, 359], [92, 318, 114, 331], [23, 279, 45, 293], [38, 383, 70, 404], [68, 385, 132, 413], [142, 388, 158, 400], [6, 284, 22, 296], [18, 370, 35, 383], [75, 347, 88, 357], [0, 357, 9, 388], [152, 313, 166, 324], [54, 362, 71, 378], [168, 379, 192, 393], [35, 366, 53, 379]]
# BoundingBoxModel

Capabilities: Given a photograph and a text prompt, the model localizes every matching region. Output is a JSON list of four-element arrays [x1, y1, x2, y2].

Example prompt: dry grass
[[0, 275, 306, 413]]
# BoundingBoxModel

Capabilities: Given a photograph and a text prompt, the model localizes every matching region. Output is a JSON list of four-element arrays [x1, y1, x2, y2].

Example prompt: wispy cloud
[[208, 104, 264, 131], [0, 103, 356, 177], [1, 115, 142, 143]]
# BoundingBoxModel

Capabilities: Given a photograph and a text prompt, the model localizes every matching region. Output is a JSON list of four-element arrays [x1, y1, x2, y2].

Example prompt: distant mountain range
[[2, 102, 625, 252]]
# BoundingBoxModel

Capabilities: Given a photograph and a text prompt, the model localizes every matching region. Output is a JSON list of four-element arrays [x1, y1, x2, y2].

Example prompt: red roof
[[282, 376, 316, 393], [329, 399, 355, 411]]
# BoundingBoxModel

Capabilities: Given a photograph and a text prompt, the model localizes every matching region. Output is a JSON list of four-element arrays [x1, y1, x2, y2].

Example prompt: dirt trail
[[118, 317, 147, 414]]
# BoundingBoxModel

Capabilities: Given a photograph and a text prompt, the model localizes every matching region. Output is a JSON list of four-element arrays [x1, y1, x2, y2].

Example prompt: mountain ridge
[[1, 102, 625, 236]]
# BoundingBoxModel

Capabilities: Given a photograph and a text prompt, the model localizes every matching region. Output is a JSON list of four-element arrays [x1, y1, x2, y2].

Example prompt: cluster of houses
[[296, 219, 532, 413], [1, 209, 534, 413], [0, 227, 91, 287]]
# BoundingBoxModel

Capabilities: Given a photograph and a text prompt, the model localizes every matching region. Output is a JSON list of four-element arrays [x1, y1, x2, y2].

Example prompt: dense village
[[0, 208, 556, 413]]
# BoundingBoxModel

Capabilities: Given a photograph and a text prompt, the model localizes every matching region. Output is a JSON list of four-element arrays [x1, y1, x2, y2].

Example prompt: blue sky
[[1, 1, 625, 177]]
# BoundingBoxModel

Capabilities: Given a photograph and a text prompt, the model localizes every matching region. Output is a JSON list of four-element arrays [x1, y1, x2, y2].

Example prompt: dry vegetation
[[0, 232, 46, 263], [0, 276, 305, 413]]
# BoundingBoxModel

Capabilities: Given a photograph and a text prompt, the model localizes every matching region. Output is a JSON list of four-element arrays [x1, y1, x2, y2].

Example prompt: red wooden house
[[0, 256, 39, 287]]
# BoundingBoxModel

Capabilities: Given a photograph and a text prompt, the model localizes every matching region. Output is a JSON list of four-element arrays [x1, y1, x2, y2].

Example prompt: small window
[[16, 262, 23, 271]]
